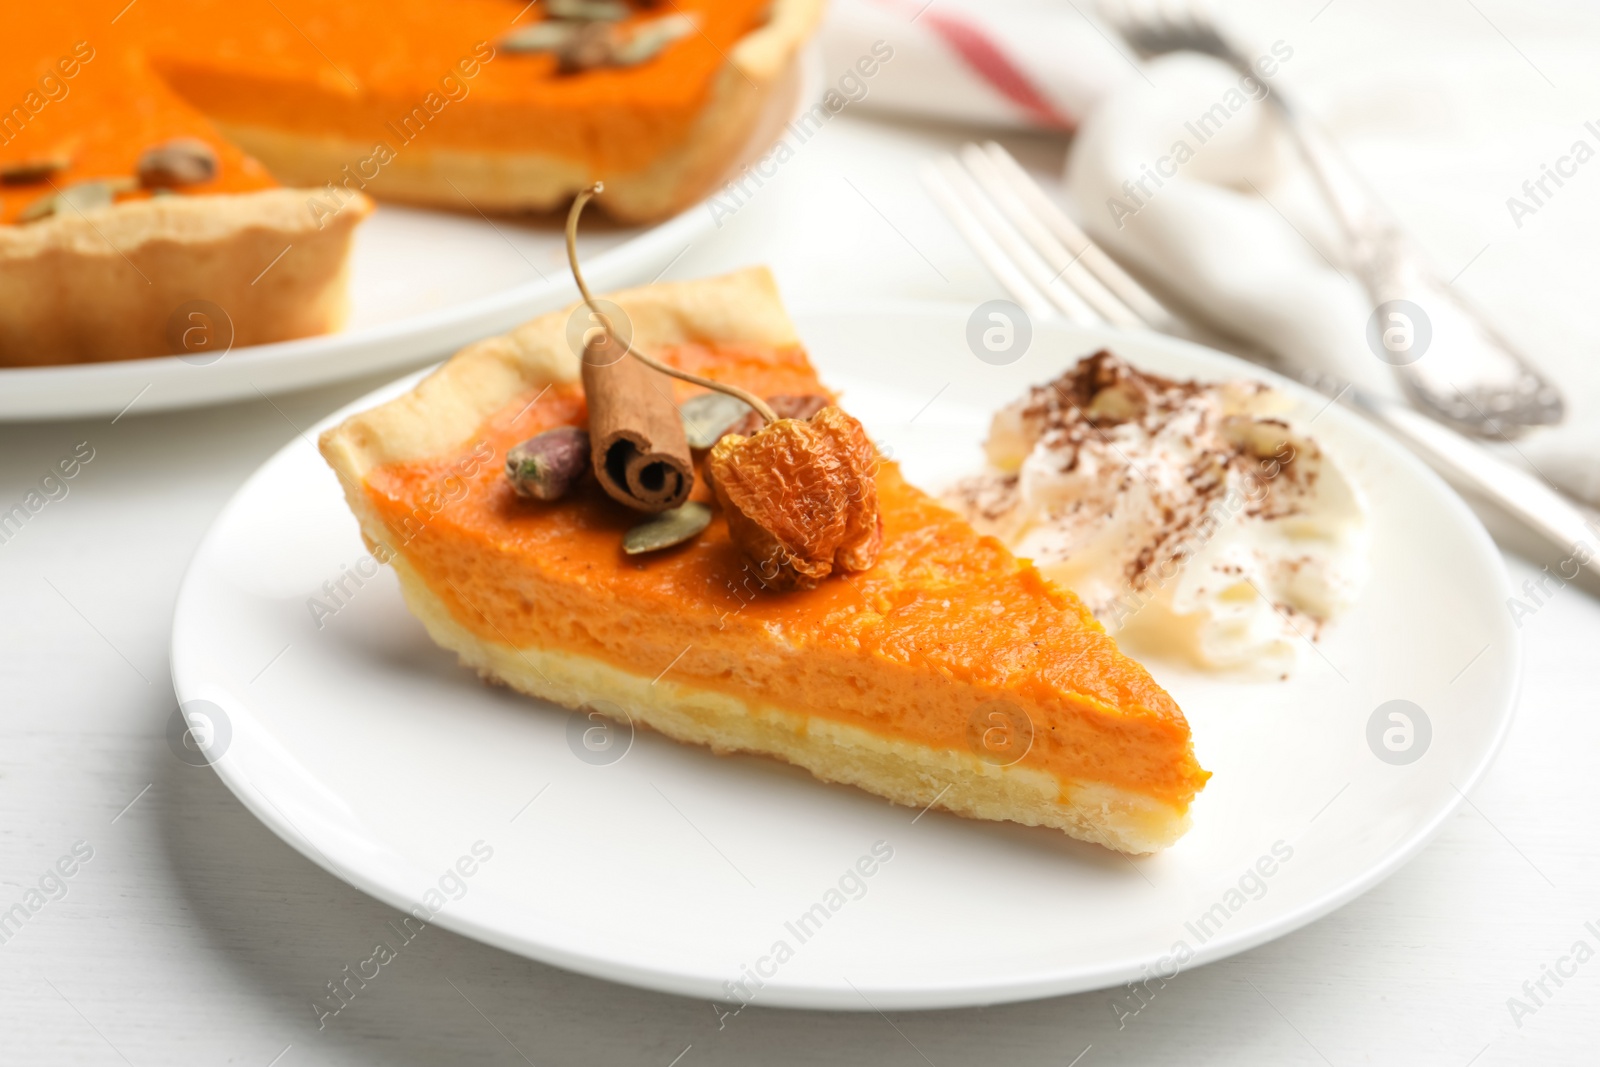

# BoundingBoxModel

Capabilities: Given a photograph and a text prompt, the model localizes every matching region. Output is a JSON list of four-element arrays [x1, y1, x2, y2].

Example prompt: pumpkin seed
[[62, 177, 137, 212], [506, 10, 697, 70], [501, 21, 581, 53], [17, 177, 137, 223], [679, 392, 751, 449], [612, 13, 699, 66], [0, 156, 70, 186], [137, 137, 218, 188], [547, 0, 629, 20], [623, 502, 712, 554], [16, 195, 60, 223]]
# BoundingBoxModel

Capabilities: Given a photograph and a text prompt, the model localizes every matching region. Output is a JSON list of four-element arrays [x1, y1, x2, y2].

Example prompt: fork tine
[[956, 144, 1145, 329], [979, 142, 1175, 329], [932, 157, 1103, 326], [919, 162, 1056, 319]]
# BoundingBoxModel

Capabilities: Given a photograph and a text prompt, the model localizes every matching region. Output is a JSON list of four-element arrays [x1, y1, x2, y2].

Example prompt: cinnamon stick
[[581, 338, 694, 512]]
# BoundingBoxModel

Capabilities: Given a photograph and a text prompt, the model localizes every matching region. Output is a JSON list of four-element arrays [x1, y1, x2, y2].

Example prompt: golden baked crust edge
[[0, 188, 370, 366]]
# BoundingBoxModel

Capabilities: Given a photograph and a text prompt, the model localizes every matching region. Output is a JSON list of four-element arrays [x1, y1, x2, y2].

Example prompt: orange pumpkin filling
[[361, 343, 1210, 806], [1, 0, 772, 223]]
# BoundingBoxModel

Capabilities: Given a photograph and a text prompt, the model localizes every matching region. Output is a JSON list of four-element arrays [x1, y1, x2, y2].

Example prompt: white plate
[[170, 307, 1520, 1010], [0, 54, 816, 422]]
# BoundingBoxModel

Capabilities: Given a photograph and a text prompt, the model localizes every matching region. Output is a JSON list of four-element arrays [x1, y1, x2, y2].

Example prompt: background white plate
[[170, 307, 1520, 1011], [0, 53, 816, 422]]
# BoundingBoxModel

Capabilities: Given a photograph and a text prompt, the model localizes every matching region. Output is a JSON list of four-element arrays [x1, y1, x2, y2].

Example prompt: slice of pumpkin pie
[[319, 268, 1209, 853]]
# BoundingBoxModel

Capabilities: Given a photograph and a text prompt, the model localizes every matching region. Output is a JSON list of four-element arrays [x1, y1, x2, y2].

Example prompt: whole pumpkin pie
[[319, 269, 1210, 853], [0, 0, 819, 364]]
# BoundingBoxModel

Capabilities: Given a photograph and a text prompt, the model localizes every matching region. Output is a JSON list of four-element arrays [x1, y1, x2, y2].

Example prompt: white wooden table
[[3, 4, 1598, 1061]]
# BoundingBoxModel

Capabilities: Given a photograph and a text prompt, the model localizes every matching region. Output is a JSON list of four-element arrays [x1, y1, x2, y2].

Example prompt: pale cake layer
[[388, 548, 1192, 854]]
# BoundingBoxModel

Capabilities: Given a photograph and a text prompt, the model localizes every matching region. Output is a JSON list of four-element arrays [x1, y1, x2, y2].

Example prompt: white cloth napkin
[[820, 0, 1124, 131], [1066, 54, 1401, 398], [1064, 53, 1600, 508], [823, 2, 1599, 508]]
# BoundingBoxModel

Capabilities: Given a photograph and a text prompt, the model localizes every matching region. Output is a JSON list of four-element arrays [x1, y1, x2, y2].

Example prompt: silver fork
[[923, 141, 1599, 568], [1102, 2, 1565, 439]]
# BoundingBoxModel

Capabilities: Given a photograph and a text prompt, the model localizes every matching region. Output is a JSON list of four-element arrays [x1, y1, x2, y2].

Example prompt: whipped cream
[[948, 352, 1367, 674]]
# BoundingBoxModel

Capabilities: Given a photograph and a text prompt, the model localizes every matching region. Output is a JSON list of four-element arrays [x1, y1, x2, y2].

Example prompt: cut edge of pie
[[0, 188, 370, 365], [319, 268, 1209, 855]]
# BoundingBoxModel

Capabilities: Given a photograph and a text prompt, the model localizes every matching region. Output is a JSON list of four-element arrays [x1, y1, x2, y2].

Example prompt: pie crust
[[0, 189, 369, 365]]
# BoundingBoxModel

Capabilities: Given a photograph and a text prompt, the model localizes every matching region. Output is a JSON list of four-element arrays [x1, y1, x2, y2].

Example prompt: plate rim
[[170, 303, 1522, 1010], [0, 212, 698, 413]]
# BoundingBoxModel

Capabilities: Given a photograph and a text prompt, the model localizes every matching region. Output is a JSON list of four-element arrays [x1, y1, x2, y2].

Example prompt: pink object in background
[[821, 0, 1134, 131]]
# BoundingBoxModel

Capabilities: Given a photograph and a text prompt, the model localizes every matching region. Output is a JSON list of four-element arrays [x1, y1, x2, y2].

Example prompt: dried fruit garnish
[[559, 21, 619, 73], [506, 426, 590, 500], [721, 393, 828, 441], [707, 405, 883, 591], [565, 183, 880, 580], [0, 156, 70, 186]]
